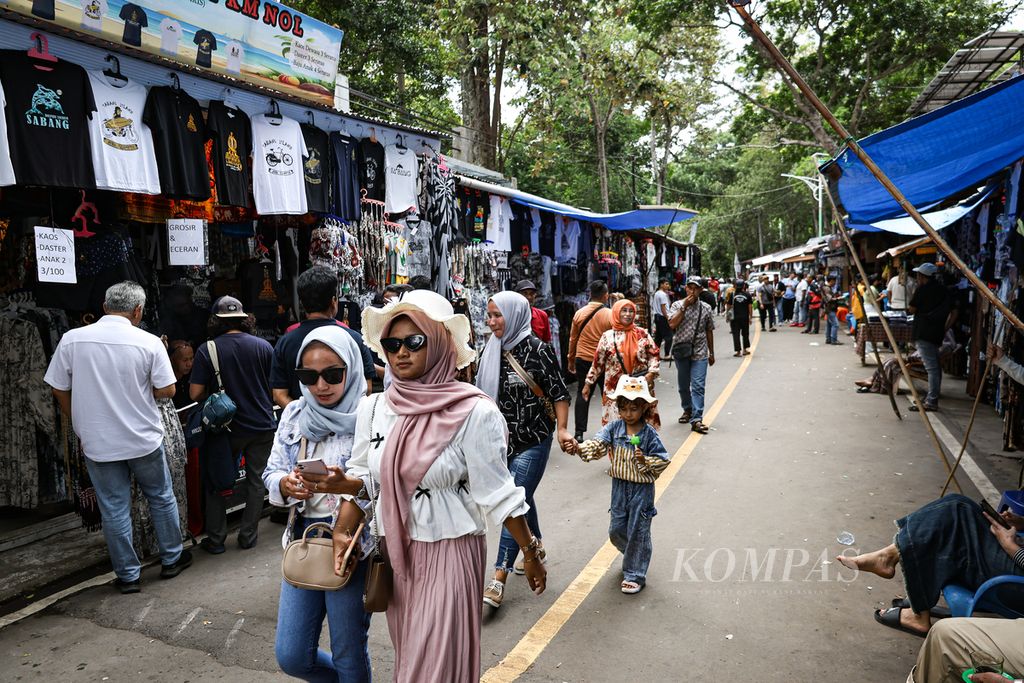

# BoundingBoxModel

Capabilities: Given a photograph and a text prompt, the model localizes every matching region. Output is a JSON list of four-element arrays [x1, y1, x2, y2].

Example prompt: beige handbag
[[281, 438, 363, 591]]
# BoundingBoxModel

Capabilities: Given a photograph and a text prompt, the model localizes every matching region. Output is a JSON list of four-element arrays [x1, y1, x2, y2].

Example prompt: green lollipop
[[629, 435, 641, 447]]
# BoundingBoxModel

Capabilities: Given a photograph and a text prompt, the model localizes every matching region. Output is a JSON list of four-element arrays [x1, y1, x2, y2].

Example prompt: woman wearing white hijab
[[477, 290, 573, 610], [262, 326, 373, 682]]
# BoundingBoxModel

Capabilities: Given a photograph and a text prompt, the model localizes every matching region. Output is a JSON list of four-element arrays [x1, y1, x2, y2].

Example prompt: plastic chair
[[943, 576, 1024, 618], [999, 490, 1024, 517]]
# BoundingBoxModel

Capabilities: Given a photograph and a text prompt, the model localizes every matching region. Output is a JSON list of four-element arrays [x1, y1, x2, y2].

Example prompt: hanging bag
[[504, 347, 556, 421], [363, 395, 393, 613], [200, 340, 237, 433], [613, 338, 649, 378], [675, 304, 704, 360]]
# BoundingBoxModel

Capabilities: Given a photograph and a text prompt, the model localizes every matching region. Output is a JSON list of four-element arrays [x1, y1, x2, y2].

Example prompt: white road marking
[[224, 617, 245, 650], [133, 598, 155, 629], [923, 405, 1001, 504], [175, 607, 201, 636], [0, 572, 113, 630]]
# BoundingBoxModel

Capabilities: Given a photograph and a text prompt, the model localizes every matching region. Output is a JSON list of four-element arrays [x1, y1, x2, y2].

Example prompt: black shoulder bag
[[674, 305, 703, 360]]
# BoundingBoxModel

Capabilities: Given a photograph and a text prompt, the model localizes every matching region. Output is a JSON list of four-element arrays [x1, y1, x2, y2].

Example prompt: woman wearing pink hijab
[[336, 290, 546, 682]]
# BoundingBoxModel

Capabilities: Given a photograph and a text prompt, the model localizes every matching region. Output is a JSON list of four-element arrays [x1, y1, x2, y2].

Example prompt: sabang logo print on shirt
[[25, 85, 69, 129]]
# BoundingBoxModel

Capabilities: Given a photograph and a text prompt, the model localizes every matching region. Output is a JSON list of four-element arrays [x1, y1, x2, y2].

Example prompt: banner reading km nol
[[7, 0, 344, 107]]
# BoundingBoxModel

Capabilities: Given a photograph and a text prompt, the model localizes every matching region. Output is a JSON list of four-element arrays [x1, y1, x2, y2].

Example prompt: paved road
[[0, 321, 1002, 682]]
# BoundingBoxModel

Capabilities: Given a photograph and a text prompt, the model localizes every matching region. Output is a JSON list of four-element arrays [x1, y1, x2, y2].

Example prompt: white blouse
[[347, 395, 528, 541]]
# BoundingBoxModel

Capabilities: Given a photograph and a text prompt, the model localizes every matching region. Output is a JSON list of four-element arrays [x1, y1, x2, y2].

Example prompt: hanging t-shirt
[[384, 144, 417, 215], [559, 219, 581, 264], [486, 194, 511, 251], [356, 137, 385, 201], [251, 113, 307, 215], [330, 132, 361, 221], [119, 3, 147, 46], [206, 100, 252, 208], [143, 86, 209, 200], [300, 123, 330, 213], [32, 0, 55, 20], [225, 41, 244, 74], [0, 51, 96, 189], [193, 29, 217, 69], [159, 18, 181, 55], [0, 81, 16, 187], [530, 208, 541, 253], [86, 71, 160, 194], [81, 0, 107, 32]]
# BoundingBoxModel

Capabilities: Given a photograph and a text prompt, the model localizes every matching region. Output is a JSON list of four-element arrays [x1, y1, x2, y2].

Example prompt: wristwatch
[[356, 482, 368, 500]]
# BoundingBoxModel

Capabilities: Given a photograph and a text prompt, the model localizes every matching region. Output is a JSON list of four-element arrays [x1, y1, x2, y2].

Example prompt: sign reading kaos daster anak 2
[[34, 226, 77, 284], [167, 218, 207, 266], [6, 0, 345, 107]]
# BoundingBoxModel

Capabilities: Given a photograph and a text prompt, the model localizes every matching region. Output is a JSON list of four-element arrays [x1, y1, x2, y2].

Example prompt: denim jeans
[[672, 352, 708, 424], [915, 339, 942, 406], [775, 298, 784, 324], [826, 311, 839, 343], [796, 300, 807, 324], [85, 445, 183, 582], [495, 436, 553, 571], [609, 479, 656, 586], [275, 516, 372, 682]]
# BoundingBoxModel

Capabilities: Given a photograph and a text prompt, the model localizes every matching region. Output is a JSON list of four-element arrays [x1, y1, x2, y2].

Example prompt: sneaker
[[113, 578, 141, 594], [483, 579, 505, 608], [238, 536, 258, 550], [513, 545, 547, 575], [769, 327, 777, 332], [573, 432, 584, 443], [199, 538, 226, 555], [160, 549, 193, 579]]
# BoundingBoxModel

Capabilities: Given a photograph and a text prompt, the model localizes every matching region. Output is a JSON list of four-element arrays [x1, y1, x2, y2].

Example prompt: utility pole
[[756, 210, 764, 255]]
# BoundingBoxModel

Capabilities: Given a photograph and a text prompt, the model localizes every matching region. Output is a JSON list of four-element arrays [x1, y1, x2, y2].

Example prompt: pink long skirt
[[386, 534, 487, 683]]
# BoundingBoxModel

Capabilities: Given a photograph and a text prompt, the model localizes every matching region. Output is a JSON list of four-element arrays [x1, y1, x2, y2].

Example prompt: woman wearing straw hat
[[262, 326, 373, 681], [337, 290, 546, 683], [477, 290, 572, 611]]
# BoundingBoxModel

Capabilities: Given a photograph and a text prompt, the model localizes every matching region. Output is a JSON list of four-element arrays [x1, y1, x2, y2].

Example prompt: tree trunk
[[589, 93, 611, 213], [650, 118, 659, 203], [457, 5, 495, 168]]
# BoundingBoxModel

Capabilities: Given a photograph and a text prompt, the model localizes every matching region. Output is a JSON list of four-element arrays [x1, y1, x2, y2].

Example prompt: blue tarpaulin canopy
[[849, 183, 998, 235], [823, 73, 1024, 224]]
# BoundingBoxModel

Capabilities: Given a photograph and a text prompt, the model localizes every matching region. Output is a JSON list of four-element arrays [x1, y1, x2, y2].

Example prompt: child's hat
[[607, 375, 657, 404]]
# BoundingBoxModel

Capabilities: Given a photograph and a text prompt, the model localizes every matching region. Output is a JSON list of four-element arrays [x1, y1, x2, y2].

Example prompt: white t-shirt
[[159, 18, 181, 55], [0, 81, 16, 187], [653, 290, 671, 317], [80, 0, 107, 31], [529, 208, 541, 253], [86, 71, 161, 193], [251, 113, 308, 215], [225, 41, 244, 73], [561, 219, 581, 263], [486, 194, 511, 251], [887, 276, 909, 310], [44, 315, 176, 462], [795, 279, 808, 302], [384, 144, 418, 214]]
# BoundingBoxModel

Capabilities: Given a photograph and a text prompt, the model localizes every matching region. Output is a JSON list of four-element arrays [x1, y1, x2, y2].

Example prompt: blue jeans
[[275, 517, 372, 682], [826, 311, 839, 343], [915, 339, 942, 406], [85, 445, 182, 582], [796, 300, 807, 324], [495, 436, 553, 571], [672, 352, 709, 424], [775, 298, 784, 324], [609, 479, 656, 585]]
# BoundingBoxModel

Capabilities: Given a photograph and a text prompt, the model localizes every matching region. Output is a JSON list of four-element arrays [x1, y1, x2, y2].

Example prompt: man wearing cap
[[907, 263, 950, 412], [190, 296, 276, 553], [669, 277, 716, 434], [516, 279, 552, 343]]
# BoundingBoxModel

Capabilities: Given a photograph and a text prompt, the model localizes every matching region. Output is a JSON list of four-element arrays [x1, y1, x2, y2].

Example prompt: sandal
[[733, 352, 741, 357], [856, 386, 872, 394], [678, 412, 691, 424], [908, 403, 938, 412], [691, 421, 709, 434], [873, 607, 927, 638], [889, 596, 950, 618], [621, 580, 643, 594]]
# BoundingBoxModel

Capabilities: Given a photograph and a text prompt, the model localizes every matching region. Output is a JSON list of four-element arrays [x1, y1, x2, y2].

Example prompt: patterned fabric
[[585, 328, 661, 429], [497, 336, 570, 454], [130, 398, 188, 555], [576, 421, 670, 484], [669, 300, 715, 360]]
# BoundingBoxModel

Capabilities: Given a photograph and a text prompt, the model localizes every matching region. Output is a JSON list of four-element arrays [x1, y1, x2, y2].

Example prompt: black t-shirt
[[0, 52, 96, 188], [356, 138, 385, 201], [32, 0, 55, 20], [270, 318, 377, 400], [909, 279, 950, 344], [194, 29, 217, 68], [191, 333, 276, 435], [731, 292, 752, 323], [144, 86, 210, 200], [120, 3, 148, 46], [207, 101, 252, 208], [301, 124, 331, 213]]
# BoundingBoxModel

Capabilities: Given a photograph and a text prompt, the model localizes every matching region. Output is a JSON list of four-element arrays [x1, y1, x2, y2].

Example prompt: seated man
[[909, 617, 1024, 682]]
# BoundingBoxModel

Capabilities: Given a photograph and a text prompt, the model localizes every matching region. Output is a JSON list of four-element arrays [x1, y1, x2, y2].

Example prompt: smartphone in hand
[[980, 499, 1012, 529], [297, 458, 329, 476]]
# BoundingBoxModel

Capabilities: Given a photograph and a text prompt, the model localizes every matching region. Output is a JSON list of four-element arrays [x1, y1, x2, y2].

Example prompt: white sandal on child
[[621, 580, 642, 594]]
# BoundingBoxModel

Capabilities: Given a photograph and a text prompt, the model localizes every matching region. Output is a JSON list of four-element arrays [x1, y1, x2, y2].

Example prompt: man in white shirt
[[652, 279, 673, 359], [794, 273, 809, 327], [44, 281, 190, 593], [886, 272, 912, 313]]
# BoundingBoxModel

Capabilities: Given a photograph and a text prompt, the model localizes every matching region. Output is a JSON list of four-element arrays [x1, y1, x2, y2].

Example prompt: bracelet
[[521, 536, 541, 556]]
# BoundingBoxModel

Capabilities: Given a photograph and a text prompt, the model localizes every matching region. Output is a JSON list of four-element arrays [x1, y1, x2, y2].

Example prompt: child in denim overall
[[569, 375, 670, 593]]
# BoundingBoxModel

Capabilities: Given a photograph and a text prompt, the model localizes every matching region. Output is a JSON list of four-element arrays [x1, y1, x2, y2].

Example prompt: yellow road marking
[[482, 326, 762, 682]]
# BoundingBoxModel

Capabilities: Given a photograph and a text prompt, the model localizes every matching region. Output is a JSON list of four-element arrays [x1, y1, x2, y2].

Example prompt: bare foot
[[835, 548, 898, 579], [901, 608, 930, 635]]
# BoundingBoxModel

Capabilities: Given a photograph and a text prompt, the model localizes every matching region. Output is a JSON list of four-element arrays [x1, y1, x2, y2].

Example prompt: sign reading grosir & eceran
[[5, 0, 344, 106]]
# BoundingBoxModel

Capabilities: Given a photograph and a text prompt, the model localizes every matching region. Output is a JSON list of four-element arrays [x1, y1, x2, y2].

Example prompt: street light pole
[[781, 172, 823, 238]]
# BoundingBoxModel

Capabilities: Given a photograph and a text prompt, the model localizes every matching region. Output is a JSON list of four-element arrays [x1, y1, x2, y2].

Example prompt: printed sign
[[34, 226, 77, 283], [167, 218, 207, 266], [6, 0, 345, 107]]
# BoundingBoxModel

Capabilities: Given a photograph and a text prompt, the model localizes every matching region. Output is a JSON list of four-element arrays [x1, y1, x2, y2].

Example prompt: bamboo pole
[[727, 1, 1024, 337], [822, 182, 962, 493]]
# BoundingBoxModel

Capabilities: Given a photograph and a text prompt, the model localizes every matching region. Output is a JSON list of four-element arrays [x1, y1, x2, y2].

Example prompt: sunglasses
[[380, 334, 427, 354], [295, 366, 347, 386]]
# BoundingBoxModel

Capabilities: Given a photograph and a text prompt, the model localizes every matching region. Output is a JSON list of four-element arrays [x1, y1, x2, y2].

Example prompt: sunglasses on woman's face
[[295, 366, 347, 386], [380, 334, 427, 354]]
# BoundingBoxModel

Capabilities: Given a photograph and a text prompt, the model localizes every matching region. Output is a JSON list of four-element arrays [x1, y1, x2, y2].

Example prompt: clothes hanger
[[266, 99, 282, 123], [71, 190, 100, 238], [103, 54, 128, 85], [169, 72, 181, 92], [369, 126, 377, 144], [28, 32, 58, 71], [395, 133, 407, 150], [221, 87, 239, 110], [305, 111, 315, 126]]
